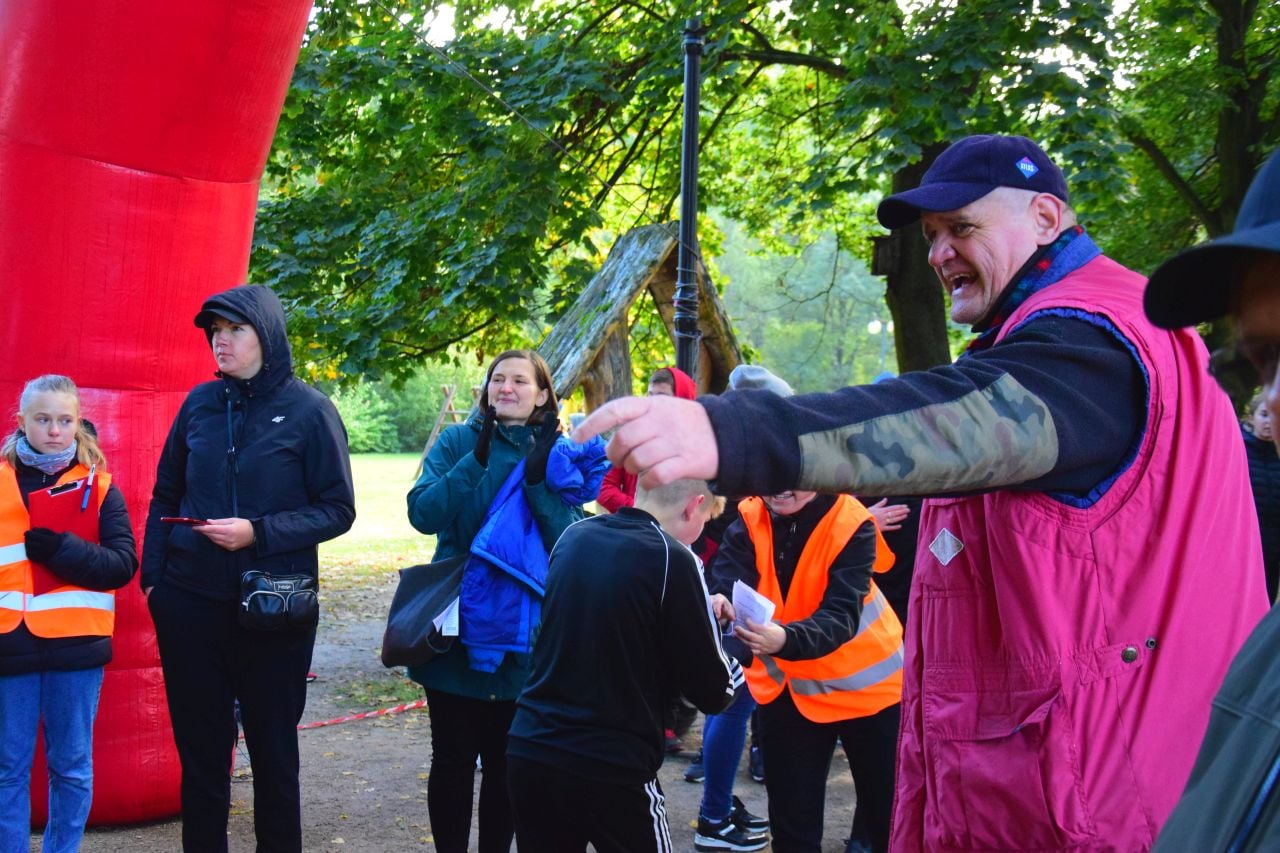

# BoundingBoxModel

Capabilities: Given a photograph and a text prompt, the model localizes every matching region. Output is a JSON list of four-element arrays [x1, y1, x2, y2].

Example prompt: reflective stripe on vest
[[0, 461, 115, 638], [27, 589, 116, 611], [740, 495, 904, 723]]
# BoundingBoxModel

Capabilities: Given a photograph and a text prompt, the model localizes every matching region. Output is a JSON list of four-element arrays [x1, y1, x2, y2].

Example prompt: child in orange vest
[[0, 374, 137, 852]]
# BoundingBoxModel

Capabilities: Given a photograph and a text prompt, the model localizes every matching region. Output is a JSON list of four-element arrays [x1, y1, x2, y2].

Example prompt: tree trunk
[[1214, 0, 1262, 235], [874, 143, 953, 372]]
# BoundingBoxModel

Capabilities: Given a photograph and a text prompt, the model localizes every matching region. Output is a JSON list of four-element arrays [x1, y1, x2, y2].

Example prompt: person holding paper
[[0, 374, 138, 853], [141, 285, 355, 853], [710, 488, 903, 853]]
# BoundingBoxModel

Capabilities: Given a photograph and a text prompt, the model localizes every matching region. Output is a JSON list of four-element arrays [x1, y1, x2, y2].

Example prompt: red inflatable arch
[[0, 0, 313, 823]]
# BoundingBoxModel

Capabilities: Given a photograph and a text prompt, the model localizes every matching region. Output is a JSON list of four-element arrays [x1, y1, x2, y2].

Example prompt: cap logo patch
[[1015, 157, 1039, 180]]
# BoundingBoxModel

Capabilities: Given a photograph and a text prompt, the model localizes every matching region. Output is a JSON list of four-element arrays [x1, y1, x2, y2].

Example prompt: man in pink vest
[[575, 134, 1269, 850]]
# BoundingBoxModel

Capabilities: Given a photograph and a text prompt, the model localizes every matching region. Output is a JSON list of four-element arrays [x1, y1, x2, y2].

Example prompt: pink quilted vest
[[891, 255, 1268, 852]]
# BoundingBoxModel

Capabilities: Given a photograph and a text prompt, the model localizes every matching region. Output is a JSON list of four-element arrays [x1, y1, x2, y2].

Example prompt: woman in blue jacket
[[407, 349, 580, 853]]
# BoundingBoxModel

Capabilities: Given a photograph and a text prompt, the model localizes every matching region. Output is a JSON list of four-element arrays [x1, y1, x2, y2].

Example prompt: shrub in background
[[324, 360, 483, 454], [330, 382, 399, 453]]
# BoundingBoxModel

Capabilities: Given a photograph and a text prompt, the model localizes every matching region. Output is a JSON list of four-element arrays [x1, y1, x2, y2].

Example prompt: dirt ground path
[[62, 579, 860, 852]]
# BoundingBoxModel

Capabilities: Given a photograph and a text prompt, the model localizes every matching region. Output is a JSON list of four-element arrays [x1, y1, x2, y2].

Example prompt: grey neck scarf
[[16, 435, 78, 475]]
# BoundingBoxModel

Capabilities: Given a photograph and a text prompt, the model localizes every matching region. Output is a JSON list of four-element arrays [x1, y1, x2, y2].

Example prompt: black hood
[[194, 284, 294, 393]]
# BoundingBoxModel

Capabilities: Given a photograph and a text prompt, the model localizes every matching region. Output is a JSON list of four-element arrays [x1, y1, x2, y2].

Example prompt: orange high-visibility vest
[[0, 461, 115, 638], [740, 495, 904, 723]]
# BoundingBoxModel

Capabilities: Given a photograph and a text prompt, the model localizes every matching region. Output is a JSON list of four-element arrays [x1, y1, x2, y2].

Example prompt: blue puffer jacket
[[406, 415, 587, 701], [461, 438, 608, 672]]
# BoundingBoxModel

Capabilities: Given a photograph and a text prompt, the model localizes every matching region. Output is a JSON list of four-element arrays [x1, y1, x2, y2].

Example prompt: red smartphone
[[160, 516, 209, 525]]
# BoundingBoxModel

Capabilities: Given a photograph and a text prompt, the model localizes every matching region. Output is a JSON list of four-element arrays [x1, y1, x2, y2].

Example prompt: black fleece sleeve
[[702, 314, 1144, 500], [44, 483, 138, 591], [777, 521, 876, 661], [141, 400, 190, 590], [661, 546, 744, 715], [706, 517, 759, 598]]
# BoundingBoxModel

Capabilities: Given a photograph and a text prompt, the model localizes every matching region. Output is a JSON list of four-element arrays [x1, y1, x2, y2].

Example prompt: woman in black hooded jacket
[[142, 284, 355, 853]]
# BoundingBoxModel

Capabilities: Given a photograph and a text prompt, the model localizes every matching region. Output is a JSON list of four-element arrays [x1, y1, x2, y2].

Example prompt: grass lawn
[[320, 453, 438, 590]]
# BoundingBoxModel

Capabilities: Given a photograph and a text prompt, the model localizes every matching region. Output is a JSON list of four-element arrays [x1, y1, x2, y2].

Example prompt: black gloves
[[524, 412, 561, 485], [474, 406, 497, 468], [25, 527, 64, 564]]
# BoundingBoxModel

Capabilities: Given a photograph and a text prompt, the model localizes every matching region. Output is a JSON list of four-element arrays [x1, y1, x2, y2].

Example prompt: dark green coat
[[405, 413, 580, 701]]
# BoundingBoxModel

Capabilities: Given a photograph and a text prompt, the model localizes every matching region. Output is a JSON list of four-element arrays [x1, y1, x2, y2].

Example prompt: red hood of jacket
[[665, 366, 697, 400]]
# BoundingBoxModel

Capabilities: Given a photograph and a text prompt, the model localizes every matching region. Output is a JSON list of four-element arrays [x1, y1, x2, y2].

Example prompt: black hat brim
[[1144, 221, 1280, 329], [193, 307, 251, 330]]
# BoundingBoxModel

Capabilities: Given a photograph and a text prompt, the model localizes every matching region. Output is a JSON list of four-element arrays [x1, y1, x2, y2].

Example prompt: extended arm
[[703, 315, 1143, 498]]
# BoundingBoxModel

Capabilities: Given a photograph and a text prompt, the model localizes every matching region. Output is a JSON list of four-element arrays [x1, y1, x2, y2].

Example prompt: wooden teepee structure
[[540, 222, 742, 409]]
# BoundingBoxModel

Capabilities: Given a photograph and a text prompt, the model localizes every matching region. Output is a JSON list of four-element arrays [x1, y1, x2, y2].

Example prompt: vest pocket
[[924, 685, 1094, 849]]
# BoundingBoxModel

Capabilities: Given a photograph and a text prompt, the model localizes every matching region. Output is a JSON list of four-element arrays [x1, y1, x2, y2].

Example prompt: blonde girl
[[0, 374, 137, 853]]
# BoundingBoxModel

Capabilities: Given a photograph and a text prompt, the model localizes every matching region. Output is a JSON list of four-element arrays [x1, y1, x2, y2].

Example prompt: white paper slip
[[732, 580, 775, 632], [433, 597, 460, 637]]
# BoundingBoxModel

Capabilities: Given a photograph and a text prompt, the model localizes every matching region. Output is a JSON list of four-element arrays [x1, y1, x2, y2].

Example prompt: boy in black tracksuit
[[507, 479, 744, 852]]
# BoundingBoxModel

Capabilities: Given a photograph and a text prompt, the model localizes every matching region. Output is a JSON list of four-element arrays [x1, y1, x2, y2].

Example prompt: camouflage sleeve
[[797, 372, 1057, 494], [703, 313, 1144, 499]]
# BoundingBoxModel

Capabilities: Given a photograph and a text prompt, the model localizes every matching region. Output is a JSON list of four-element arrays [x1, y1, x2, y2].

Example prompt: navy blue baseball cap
[[877, 135, 1070, 229], [1145, 149, 1280, 329]]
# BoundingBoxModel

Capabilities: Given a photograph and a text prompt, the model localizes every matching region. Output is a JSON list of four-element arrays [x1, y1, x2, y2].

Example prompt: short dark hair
[[648, 368, 675, 389]]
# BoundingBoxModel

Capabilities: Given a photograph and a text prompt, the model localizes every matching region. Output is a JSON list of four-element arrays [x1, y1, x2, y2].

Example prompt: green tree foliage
[[329, 381, 400, 452], [253, 0, 1276, 385], [1101, 0, 1278, 273], [717, 219, 900, 391], [327, 358, 483, 452]]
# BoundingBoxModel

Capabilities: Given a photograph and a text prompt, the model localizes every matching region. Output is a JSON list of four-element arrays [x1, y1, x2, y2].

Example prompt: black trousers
[[424, 689, 516, 853], [758, 689, 900, 853], [507, 755, 672, 853], [149, 582, 314, 853]]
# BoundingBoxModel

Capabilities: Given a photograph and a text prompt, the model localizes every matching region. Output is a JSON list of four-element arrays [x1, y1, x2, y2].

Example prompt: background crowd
[[5, 134, 1280, 853]]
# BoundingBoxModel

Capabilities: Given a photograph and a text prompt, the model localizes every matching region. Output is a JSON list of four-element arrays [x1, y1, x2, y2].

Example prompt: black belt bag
[[239, 570, 319, 632]]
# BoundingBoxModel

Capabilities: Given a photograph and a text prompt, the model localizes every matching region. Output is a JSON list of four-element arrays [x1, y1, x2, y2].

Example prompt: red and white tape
[[233, 698, 429, 738], [295, 698, 428, 732]]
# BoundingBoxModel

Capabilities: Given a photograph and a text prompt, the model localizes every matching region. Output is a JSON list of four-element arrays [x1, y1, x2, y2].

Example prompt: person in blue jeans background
[[0, 375, 137, 853], [694, 686, 768, 852], [690, 366, 792, 853]]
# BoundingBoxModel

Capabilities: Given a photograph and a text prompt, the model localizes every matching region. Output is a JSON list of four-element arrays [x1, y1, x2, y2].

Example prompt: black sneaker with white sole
[[730, 795, 769, 833], [694, 814, 768, 851]]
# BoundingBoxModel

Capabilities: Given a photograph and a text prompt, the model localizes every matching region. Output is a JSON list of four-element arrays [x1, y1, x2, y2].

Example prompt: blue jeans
[[698, 685, 756, 821], [0, 667, 104, 853]]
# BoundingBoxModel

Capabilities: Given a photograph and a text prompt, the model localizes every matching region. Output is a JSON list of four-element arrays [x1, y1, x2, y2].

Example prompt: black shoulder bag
[[381, 554, 467, 668]]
